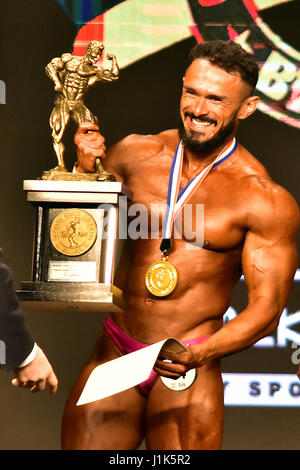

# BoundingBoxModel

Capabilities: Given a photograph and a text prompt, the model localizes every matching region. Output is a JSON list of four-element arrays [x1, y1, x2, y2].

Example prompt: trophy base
[[40, 170, 116, 182], [17, 281, 125, 312]]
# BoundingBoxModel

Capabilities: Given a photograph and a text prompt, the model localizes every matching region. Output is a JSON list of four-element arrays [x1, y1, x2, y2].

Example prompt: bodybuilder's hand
[[74, 122, 106, 173], [154, 347, 198, 380], [12, 345, 58, 394]]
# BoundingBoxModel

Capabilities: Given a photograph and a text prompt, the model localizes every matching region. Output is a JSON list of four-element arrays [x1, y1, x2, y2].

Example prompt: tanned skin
[[61, 59, 299, 450]]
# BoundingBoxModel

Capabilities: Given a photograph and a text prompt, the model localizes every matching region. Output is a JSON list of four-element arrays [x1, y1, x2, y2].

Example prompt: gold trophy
[[17, 43, 131, 313], [43, 40, 118, 181]]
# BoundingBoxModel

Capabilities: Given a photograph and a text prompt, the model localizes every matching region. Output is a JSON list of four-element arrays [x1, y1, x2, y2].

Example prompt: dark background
[[0, 0, 299, 449]]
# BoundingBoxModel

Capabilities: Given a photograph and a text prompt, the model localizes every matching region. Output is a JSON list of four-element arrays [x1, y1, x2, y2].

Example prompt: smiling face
[[85, 42, 104, 64], [179, 59, 259, 154], [86, 48, 102, 64]]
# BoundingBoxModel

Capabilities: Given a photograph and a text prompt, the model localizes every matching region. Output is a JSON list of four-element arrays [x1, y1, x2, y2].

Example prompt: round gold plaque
[[50, 209, 97, 256], [145, 259, 178, 297]]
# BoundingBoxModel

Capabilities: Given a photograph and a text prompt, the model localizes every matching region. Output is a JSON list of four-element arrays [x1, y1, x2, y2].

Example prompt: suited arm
[[0, 259, 34, 371], [0, 253, 58, 393]]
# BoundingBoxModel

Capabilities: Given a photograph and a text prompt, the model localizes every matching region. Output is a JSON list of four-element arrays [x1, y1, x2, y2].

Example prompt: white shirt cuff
[[18, 343, 37, 368]]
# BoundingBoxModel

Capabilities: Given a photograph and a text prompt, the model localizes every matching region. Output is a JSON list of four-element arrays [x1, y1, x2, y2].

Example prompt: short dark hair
[[189, 40, 259, 93]]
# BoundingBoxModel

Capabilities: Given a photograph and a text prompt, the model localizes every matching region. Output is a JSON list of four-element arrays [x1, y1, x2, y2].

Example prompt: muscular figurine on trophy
[[42, 40, 119, 181]]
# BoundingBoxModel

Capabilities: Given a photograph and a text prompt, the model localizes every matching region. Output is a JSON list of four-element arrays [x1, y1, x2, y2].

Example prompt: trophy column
[[17, 180, 132, 312]]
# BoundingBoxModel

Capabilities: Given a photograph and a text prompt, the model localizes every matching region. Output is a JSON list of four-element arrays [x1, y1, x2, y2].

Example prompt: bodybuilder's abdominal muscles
[[132, 288, 231, 319]]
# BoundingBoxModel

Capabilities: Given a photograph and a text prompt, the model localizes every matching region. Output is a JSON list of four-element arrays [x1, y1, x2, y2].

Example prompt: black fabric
[[0, 250, 34, 372]]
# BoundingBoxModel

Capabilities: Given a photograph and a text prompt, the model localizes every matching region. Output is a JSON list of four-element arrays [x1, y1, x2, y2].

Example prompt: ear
[[238, 96, 260, 120]]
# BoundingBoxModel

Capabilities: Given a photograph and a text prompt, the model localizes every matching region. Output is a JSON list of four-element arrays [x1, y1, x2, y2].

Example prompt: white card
[[76, 338, 187, 405]]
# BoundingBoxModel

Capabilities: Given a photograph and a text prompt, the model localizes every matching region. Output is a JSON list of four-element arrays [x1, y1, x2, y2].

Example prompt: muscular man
[[46, 40, 119, 172], [0, 250, 58, 394], [61, 40, 299, 450]]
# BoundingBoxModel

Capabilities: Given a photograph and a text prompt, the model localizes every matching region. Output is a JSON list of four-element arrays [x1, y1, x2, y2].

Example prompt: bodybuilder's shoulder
[[230, 145, 299, 230], [108, 129, 178, 161], [243, 173, 299, 233]]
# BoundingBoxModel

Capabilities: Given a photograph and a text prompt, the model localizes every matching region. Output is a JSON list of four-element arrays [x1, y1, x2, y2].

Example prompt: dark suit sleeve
[[0, 251, 34, 371]]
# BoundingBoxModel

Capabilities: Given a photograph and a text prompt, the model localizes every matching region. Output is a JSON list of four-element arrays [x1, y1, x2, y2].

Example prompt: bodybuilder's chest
[[65, 60, 91, 77], [125, 164, 246, 252]]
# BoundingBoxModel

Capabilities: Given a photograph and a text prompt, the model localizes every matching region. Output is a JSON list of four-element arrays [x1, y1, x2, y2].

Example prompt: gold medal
[[50, 208, 97, 256], [145, 256, 178, 297]]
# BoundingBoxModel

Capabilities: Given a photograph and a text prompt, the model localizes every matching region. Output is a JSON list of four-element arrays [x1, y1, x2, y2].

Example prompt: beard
[[178, 113, 237, 155]]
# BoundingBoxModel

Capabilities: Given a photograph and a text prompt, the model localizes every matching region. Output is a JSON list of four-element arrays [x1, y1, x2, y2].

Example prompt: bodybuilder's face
[[179, 58, 254, 154], [87, 48, 102, 64]]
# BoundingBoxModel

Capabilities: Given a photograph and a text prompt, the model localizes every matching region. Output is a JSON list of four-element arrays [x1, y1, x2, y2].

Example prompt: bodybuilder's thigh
[[50, 102, 69, 130], [145, 361, 224, 450], [61, 328, 147, 450]]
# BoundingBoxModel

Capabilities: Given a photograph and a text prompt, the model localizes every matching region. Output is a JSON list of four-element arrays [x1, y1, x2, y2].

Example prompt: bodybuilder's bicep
[[242, 185, 299, 316]]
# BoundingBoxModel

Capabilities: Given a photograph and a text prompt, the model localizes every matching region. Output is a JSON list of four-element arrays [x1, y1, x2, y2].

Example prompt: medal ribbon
[[161, 137, 237, 253]]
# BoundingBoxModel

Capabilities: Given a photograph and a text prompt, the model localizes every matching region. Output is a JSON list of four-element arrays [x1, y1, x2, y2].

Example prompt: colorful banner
[[56, 0, 299, 129]]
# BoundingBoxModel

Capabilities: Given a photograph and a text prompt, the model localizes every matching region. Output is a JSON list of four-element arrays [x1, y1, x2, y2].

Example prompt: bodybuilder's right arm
[[74, 123, 170, 181], [74, 123, 135, 181], [45, 53, 72, 91]]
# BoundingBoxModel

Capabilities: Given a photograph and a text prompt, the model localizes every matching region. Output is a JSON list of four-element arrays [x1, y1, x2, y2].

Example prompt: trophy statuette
[[43, 40, 118, 181]]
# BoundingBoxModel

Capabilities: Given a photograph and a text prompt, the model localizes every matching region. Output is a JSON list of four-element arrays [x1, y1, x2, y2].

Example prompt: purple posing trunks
[[103, 316, 209, 395]]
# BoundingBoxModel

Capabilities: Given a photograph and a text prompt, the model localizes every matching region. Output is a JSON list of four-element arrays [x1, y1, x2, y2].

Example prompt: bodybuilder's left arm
[[98, 54, 119, 82], [87, 54, 119, 87], [155, 180, 299, 378]]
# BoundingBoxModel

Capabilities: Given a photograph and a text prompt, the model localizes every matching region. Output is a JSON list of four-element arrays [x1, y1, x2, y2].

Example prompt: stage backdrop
[[0, 0, 299, 449]]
